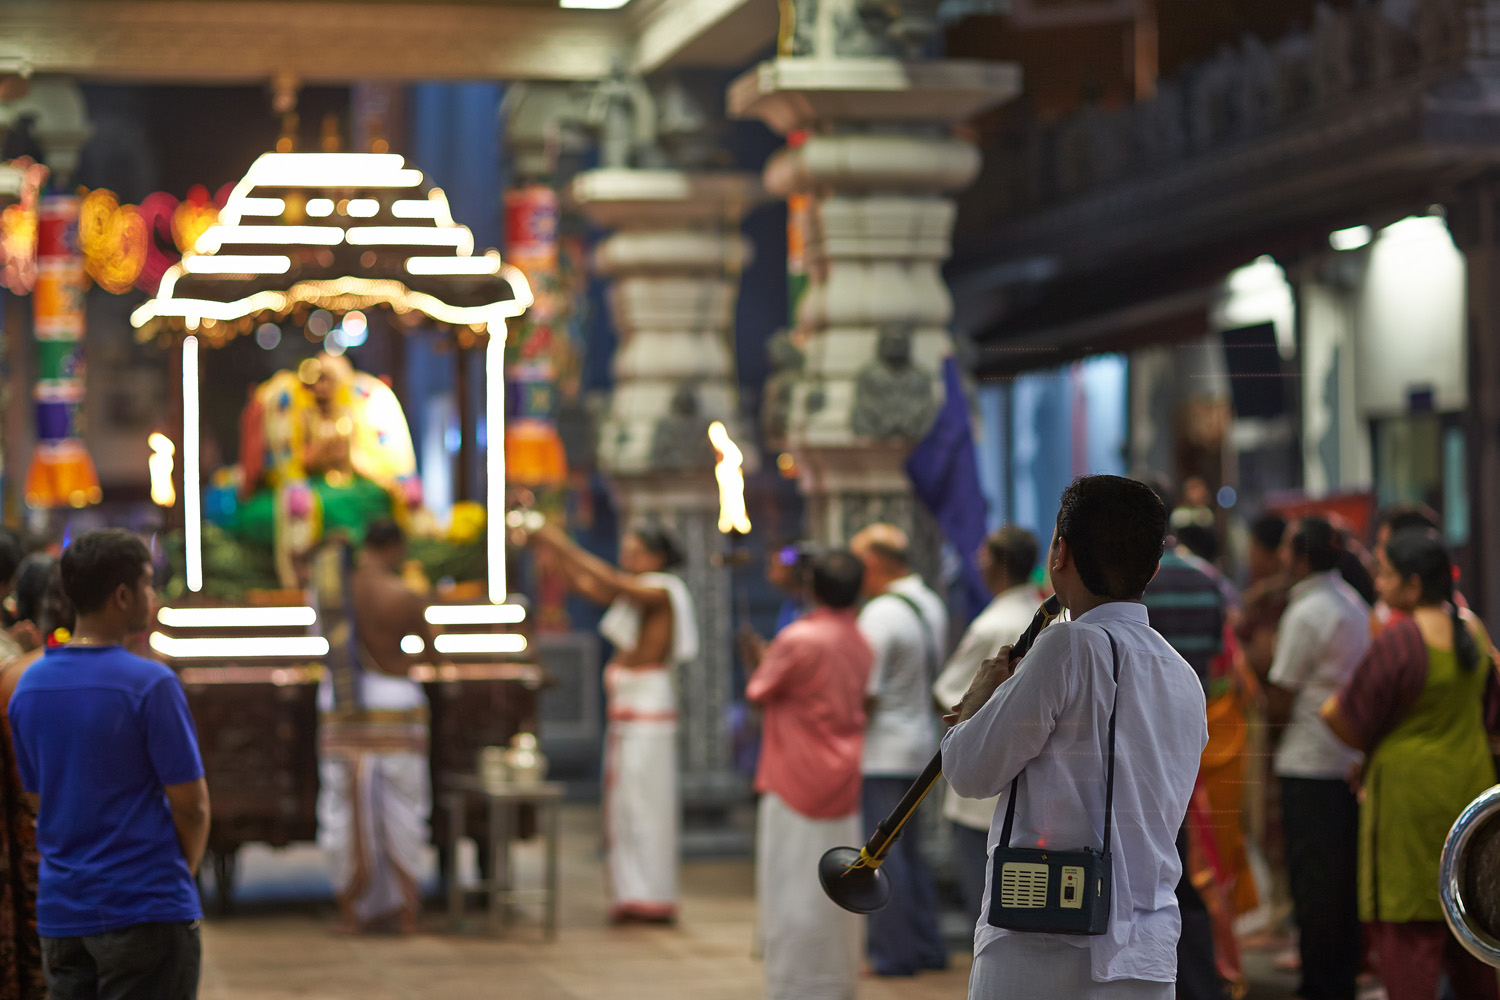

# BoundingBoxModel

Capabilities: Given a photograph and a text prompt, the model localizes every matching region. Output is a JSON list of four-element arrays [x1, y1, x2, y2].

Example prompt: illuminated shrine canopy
[[131, 152, 532, 344]]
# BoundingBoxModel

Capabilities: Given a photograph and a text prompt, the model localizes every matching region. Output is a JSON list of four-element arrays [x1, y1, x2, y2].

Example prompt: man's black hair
[[1249, 513, 1288, 553], [1057, 475, 1167, 599], [1288, 516, 1341, 574], [364, 518, 405, 550], [811, 549, 864, 609], [1377, 503, 1440, 537], [60, 529, 152, 615], [0, 528, 21, 587], [633, 523, 684, 570], [986, 525, 1038, 585], [866, 539, 910, 569]]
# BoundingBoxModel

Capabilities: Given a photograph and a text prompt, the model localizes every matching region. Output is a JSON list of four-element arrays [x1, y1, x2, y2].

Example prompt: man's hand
[[948, 645, 1017, 725]]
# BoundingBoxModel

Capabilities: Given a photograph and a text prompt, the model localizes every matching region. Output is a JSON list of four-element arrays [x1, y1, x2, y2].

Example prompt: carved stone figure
[[761, 331, 805, 446], [585, 61, 660, 170], [649, 384, 718, 471], [851, 324, 936, 441]]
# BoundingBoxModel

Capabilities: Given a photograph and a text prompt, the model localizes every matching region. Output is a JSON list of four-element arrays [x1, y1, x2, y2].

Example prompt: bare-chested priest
[[529, 521, 698, 923], [314, 519, 440, 934]]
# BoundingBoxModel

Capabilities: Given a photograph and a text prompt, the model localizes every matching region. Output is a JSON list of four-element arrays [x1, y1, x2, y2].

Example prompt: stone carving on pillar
[[572, 147, 764, 827], [584, 62, 659, 170], [728, 53, 1019, 561], [851, 323, 936, 440], [649, 384, 718, 471]]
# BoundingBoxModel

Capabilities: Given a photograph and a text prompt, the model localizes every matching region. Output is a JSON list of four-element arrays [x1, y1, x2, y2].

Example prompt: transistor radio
[[987, 628, 1122, 937]]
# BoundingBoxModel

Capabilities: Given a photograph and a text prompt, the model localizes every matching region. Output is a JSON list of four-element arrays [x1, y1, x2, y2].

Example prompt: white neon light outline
[[346, 198, 380, 218], [194, 226, 344, 253], [433, 633, 528, 655], [345, 227, 474, 254], [306, 198, 334, 217], [218, 154, 422, 207], [182, 254, 291, 275], [183, 336, 202, 593], [157, 605, 318, 628], [149, 632, 331, 658], [236, 197, 287, 216], [425, 603, 527, 625], [487, 332, 507, 604], [391, 199, 442, 219], [559, 0, 631, 9], [405, 254, 500, 276], [401, 634, 425, 654]]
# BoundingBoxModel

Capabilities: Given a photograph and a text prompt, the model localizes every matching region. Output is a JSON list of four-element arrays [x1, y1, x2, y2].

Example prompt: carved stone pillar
[[729, 59, 1019, 559], [571, 168, 761, 831]]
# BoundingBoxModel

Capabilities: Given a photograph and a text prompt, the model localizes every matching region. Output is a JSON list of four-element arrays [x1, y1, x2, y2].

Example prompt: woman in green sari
[[1322, 528, 1499, 1000]]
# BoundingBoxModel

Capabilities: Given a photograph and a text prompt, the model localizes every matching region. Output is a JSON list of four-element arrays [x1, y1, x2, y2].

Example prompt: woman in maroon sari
[[0, 555, 71, 1000]]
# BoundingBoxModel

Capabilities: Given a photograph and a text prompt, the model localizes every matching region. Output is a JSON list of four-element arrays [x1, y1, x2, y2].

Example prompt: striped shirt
[[1142, 547, 1226, 688]]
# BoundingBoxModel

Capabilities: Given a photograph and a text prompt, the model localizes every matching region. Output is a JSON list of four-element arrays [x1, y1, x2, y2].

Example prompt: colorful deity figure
[[235, 353, 421, 586]]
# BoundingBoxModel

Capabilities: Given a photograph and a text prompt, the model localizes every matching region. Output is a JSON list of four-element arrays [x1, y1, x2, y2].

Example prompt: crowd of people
[[734, 482, 1499, 1000], [0, 475, 1495, 1000]]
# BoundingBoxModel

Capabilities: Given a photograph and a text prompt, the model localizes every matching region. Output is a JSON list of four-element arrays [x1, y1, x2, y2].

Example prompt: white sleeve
[[933, 620, 998, 710], [1268, 604, 1319, 691], [941, 624, 1077, 799]]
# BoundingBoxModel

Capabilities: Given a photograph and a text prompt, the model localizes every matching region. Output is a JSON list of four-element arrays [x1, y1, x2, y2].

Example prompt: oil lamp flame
[[708, 421, 751, 535], [148, 432, 176, 507]]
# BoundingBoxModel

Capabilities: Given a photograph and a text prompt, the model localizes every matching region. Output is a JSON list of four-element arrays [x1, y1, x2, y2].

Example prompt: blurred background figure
[[850, 523, 949, 977], [931, 525, 1041, 929], [743, 549, 872, 1000], [1322, 528, 1500, 1000], [1266, 516, 1371, 1000]]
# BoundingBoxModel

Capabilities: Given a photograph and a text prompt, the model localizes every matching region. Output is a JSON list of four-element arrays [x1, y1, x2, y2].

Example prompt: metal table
[[443, 775, 564, 937]]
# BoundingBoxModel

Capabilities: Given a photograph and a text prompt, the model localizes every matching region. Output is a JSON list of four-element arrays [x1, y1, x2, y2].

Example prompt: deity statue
[[649, 384, 718, 472], [851, 323, 936, 441], [234, 353, 421, 586]]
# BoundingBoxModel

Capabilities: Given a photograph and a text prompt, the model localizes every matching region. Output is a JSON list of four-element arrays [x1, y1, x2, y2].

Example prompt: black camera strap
[[998, 626, 1122, 855]]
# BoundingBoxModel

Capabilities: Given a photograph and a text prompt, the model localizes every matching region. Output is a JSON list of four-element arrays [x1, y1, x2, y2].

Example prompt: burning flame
[[708, 421, 751, 535], [148, 432, 176, 507]]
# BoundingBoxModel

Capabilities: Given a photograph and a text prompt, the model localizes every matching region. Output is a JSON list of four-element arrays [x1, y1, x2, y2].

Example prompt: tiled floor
[[198, 805, 975, 1000]]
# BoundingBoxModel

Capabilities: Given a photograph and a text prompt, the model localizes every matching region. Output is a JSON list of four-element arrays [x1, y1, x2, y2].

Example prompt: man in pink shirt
[[743, 549, 873, 1000]]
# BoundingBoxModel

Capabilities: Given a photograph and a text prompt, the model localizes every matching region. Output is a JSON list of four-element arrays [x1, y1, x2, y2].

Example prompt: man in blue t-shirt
[[11, 529, 210, 1000]]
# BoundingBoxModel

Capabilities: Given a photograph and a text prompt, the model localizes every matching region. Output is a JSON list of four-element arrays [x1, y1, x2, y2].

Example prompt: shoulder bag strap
[[888, 591, 939, 682], [998, 624, 1123, 852]]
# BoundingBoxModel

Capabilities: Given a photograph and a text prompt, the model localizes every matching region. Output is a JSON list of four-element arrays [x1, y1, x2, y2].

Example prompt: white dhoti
[[969, 936, 1173, 1000], [316, 671, 430, 924], [603, 662, 679, 921], [756, 792, 862, 1000]]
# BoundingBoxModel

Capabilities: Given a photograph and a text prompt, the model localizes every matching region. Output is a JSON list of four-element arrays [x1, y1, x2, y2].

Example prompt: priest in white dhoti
[[741, 549, 873, 999], [312, 520, 441, 934], [530, 521, 697, 923]]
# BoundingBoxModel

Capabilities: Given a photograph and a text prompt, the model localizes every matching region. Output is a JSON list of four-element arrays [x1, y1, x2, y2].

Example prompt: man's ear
[[111, 582, 131, 612], [1050, 535, 1069, 574]]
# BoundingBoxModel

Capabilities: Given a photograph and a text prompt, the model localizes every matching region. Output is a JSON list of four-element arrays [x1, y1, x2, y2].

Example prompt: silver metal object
[[1440, 783, 1500, 967]]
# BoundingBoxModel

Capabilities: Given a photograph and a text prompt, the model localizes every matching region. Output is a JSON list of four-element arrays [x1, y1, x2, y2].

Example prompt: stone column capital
[[570, 168, 764, 229], [727, 56, 1020, 135]]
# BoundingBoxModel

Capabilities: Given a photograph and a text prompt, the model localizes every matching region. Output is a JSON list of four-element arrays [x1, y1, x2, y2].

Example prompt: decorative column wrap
[[26, 193, 100, 509], [572, 168, 761, 805], [730, 59, 1019, 556]]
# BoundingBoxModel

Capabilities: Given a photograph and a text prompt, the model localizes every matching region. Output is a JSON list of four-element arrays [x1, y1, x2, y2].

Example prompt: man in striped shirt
[[1141, 482, 1230, 1000]]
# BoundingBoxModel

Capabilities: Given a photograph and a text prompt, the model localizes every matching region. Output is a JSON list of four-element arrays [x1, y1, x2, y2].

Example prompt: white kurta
[[316, 669, 430, 924], [756, 792, 862, 1000], [598, 571, 697, 920]]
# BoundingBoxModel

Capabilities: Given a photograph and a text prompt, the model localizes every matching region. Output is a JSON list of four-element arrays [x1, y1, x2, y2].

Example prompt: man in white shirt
[[943, 475, 1208, 999], [932, 525, 1041, 927], [851, 522, 949, 976], [1265, 516, 1369, 1000]]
